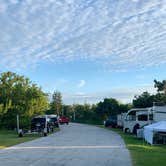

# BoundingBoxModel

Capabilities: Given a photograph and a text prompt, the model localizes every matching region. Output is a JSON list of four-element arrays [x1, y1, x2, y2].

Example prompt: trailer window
[[149, 114, 153, 120], [126, 115, 136, 121], [138, 114, 148, 121]]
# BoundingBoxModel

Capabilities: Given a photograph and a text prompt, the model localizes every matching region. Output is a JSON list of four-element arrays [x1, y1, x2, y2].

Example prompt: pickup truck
[[59, 116, 69, 125]]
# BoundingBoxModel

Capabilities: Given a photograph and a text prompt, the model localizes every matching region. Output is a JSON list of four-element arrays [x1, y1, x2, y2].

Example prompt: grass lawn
[[0, 128, 60, 149], [107, 127, 166, 166]]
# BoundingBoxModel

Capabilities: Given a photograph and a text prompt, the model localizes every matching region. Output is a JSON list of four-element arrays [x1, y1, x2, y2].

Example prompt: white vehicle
[[123, 108, 153, 133], [152, 105, 166, 122], [123, 105, 166, 133], [117, 113, 127, 128]]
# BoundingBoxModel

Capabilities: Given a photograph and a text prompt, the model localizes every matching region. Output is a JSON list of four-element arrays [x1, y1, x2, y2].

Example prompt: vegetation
[[47, 90, 63, 116], [0, 71, 166, 131], [0, 128, 60, 149], [110, 128, 166, 166], [62, 100, 131, 125], [0, 71, 49, 129], [0, 129, 41, 149]]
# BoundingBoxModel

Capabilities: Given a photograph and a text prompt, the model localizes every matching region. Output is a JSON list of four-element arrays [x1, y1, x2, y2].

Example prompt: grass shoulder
[[0, 128, 60, 149], [100, 126, 166, 166]]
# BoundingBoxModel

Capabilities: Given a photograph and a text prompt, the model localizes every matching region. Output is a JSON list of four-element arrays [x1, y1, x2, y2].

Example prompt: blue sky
[[0, 0, 166, 104]]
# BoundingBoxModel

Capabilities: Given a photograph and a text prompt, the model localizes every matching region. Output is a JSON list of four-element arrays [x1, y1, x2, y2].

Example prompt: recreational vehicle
[[123, 105, 166, 133], [117, 113, 127, 128], [123, 108, 153, 133]]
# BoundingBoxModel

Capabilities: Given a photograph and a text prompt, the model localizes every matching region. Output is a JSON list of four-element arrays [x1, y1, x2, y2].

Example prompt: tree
[[133, 92, 154, 108], [154, 79, 166, 94], [50, 91, 63, 115], [154, 79, 166, 104], [0, 71, 49, 129], [96, 98, 120, 119]]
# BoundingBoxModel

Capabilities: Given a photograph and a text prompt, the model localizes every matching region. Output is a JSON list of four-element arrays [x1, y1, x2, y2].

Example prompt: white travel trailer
[[123, 108, 152, 133], [152, 105, 166, 122], [117, 113, 127, 128], [123, 105, 166, 133]]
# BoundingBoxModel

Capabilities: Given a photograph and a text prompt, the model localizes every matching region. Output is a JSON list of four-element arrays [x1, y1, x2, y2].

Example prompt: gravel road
[[0, 123, 132, 166]]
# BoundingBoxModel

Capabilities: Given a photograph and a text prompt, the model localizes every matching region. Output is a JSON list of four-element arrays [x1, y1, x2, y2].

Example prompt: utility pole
[[73, 111, 76, 121], [17, 114, 19, 134]]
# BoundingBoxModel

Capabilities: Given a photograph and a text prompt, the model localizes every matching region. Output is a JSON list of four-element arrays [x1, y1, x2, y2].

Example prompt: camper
[[123, 105, 166, 134], [123, 108, 153, 133], [117, 113, 127, 128], [152, 105, 166, 122]]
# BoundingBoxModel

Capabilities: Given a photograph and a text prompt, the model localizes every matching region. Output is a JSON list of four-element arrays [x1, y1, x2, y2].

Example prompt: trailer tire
[[124, 128, 129, 133], [133, 123, 140, 135]]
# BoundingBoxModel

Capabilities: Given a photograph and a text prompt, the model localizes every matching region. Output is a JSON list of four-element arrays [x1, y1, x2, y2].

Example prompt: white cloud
[[77, 80, 86, 88], [0, 0, 165, 71]]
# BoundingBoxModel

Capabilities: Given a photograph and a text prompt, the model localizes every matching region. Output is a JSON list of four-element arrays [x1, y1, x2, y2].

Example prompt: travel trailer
[[123, 108, 152, 133], [117, 113, 127, 128], [123, 105, 166, 133]]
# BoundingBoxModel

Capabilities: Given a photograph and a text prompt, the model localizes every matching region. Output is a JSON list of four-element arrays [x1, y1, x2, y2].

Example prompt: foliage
[[133, 92, 154, 108], [50, 91, 63, 115], [0, 71, 49, 129], [95, 98, 131, 120], [0, 128, 60, 149], [0, 129, 41, 149], [133, 79, 166, 108], [154, 79, 166, 93], [62, 99, 131, 124]]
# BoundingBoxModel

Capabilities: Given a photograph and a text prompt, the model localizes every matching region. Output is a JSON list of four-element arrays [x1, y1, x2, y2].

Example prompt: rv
[[123, 105, 166, 133], [152, 105, 166, 122], [123, 108, 153, 133], [117, 113, 127, 128]]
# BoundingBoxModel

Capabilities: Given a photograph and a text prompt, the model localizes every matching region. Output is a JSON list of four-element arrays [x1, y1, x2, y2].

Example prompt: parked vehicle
[[123, 105, 166, 134], [104, 116, 117, 128], [152, 105, 166, 122], [117, 113, 127, 128], [47, 114, 59, 128], [59, 116, 69, 125], [31, 115, 53, 136], [123, 108, 152, 133]]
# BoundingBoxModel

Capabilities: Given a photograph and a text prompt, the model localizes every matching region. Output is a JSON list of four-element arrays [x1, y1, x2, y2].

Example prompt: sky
[[0, 0, 166, 104]]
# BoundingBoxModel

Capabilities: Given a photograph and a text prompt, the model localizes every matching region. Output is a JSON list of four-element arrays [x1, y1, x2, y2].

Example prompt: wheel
[[66, 122, 69, 125], [133, 123, 140, 135], [124, 128, 129, 133]]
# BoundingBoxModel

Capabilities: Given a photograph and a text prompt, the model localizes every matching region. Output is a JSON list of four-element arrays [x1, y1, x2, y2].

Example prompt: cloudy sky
[[0, 0, 166, 104]]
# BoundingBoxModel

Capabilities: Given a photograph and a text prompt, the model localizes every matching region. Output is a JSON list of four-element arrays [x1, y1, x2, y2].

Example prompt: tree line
[[0, 71, 166, 129], [59, 80, 166, 124]]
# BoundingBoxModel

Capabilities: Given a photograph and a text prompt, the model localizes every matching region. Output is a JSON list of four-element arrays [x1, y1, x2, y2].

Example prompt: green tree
[[0, 71, 49, 129], [96, 98, 120, 119], [133, 92, 154, 108], [154, 79, 166, 94], [50, 91, 63, 115], [154, 79, 166, 104]]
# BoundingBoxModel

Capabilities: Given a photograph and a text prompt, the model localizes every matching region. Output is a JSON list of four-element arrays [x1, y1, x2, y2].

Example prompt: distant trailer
[[117, 113, 127, 128]]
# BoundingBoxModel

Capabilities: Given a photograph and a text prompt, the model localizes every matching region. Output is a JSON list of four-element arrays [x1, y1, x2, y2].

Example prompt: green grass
[[105, 127, 166, 166], [0, 128, 60, 149]]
